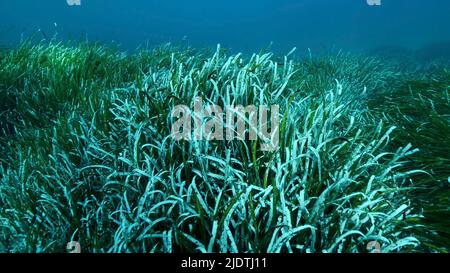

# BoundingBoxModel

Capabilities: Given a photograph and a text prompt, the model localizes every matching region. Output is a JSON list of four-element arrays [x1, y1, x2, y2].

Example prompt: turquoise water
[[1, 0, 450, 56]]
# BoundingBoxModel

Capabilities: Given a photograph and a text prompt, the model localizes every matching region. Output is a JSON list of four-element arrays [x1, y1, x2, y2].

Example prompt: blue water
[[1, 0, 450, 55]]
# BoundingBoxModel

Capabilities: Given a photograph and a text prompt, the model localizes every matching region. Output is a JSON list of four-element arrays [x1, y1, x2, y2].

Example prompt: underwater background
[[0, 0, 449, 253], [1, 0, 450, 57]]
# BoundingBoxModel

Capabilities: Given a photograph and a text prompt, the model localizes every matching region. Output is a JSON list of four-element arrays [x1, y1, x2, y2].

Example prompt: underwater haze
[[1, 0, 450, 56]]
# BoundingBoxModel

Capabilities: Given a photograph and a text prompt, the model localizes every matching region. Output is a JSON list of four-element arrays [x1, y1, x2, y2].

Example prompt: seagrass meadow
[[0, 41, 448, 253]]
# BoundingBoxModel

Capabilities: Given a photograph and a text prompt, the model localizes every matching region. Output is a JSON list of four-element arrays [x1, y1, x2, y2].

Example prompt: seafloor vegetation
[[0, 41, 448, 253]]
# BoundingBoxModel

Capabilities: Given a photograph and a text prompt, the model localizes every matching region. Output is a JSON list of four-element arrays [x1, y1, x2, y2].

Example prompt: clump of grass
[[0, 41, 444, 253], [368, 68, 450, 252]]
